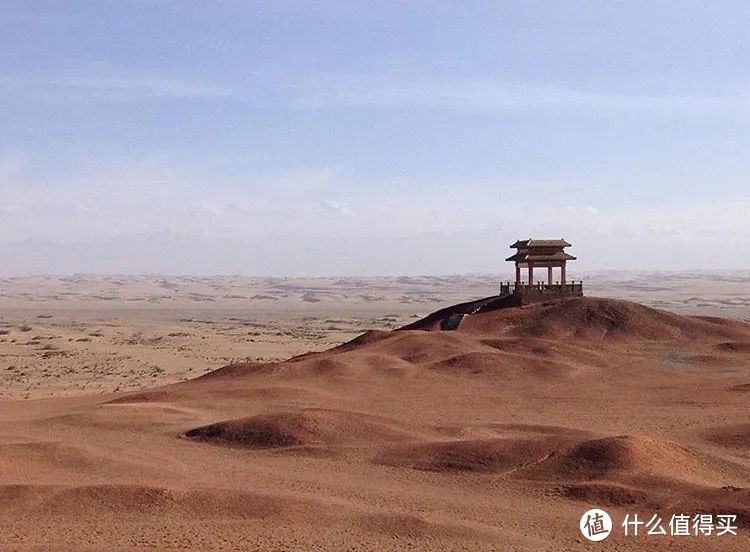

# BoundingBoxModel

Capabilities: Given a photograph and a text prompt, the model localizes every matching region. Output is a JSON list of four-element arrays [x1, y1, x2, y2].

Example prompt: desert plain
[[0, 271, 749, 551]]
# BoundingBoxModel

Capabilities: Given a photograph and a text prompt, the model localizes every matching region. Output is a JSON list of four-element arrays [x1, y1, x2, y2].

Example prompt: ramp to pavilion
[[398, 293, 521, 331]]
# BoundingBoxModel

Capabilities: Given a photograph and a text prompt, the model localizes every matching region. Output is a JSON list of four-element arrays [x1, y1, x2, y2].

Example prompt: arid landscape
[[5, 1, 749, 549], [0, 272, 749, 550], [2, 272, 749, 399]]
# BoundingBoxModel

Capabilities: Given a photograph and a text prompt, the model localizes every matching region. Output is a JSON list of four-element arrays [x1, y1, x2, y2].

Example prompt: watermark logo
[[579, 509, 738, 541], [580, 508, 612, 541], [622, 513, 738, 537]]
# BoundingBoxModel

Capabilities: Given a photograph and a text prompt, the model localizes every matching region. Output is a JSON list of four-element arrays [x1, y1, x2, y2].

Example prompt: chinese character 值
[[584, 511, 608, 538], [670, 514, 691, 536]]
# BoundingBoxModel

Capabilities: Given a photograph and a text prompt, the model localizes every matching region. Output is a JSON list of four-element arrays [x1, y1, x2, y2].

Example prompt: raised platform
[[500, 282, 583, 305]]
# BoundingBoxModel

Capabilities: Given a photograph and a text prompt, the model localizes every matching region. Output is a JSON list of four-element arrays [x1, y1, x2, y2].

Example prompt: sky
[[1, 1, 749, 276]]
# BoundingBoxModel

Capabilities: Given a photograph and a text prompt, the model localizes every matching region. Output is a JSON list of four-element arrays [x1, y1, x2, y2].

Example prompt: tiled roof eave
[[510, 238, 572, 248]]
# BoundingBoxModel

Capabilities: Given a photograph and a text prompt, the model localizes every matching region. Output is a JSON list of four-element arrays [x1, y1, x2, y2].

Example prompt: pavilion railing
[[500, 281, 583, 296]]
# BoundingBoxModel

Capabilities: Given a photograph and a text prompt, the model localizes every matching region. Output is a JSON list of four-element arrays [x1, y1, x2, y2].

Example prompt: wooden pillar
[[528, 263, 534, 286], [547, 266, 553, 286], [515, 263, 521, 286], [561, 262, 566, 284]]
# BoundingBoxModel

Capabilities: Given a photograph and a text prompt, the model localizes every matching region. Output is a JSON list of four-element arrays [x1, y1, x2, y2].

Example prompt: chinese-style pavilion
[[506, 238, 575, 286], [499, 238, 582, 299], [399, 237, 583, 330]]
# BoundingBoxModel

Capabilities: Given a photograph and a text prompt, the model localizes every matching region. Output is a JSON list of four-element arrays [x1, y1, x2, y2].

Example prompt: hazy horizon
[[2, 2, 749, 275]]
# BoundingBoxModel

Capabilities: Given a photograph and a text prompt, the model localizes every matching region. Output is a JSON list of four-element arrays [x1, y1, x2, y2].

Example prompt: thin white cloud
[[50, 75, 233, 100], [320, 200, 357, 218], [0, 203, 24, 215], [0, 64, 233, 102], [193, 203, 221, 216], [7, 63, 750, 112], [0, 151, 27, 183], [295, 73, 750, 114], [1, 151, 748, 274]]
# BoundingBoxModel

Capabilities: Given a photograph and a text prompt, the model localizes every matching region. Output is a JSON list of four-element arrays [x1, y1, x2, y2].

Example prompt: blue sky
[[1, 1, 749, 275]]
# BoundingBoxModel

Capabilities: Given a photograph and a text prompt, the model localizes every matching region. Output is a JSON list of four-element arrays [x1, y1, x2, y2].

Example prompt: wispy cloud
[[6, 59, 750, 115], [0, 150, 27, 183], [320, 200, 357, 218], [7, 61, 750, 113], [295, 73, 750, 114], [0, 64, 233, 102], [2, 150, 748, 251], [49, 75, 233, 100], [0, 203, 24, 215]]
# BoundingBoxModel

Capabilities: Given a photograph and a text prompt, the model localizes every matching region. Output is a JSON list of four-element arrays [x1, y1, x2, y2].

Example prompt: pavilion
[[501, 238, 583, 298], [400, 237, 584, 330]]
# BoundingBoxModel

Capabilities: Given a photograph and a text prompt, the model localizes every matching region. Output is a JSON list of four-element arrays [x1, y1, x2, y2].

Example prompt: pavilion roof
[[510, 238, 572, 249], [505, 251, 577, 262]]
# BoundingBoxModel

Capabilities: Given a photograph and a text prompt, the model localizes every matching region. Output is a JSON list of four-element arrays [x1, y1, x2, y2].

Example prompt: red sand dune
[[705, 423, 750, 449], [1, 296, 749, 551]]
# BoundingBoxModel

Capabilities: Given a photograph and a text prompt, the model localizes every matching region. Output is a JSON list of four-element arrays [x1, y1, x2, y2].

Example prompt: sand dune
[[705, 423, 750, 449], [378, 434, 576, 474], [716, 341, 750, 353], [1, 296, 749, 550], [185, 409, 426, 450], [522, 434, 747, 485]]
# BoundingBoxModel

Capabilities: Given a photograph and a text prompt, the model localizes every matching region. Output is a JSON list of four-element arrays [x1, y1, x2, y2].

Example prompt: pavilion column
[[515, 263, 521, 286], [528, 263, 534, 286], [561, 263, 567, 284], [547, 266, 553, 286]]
